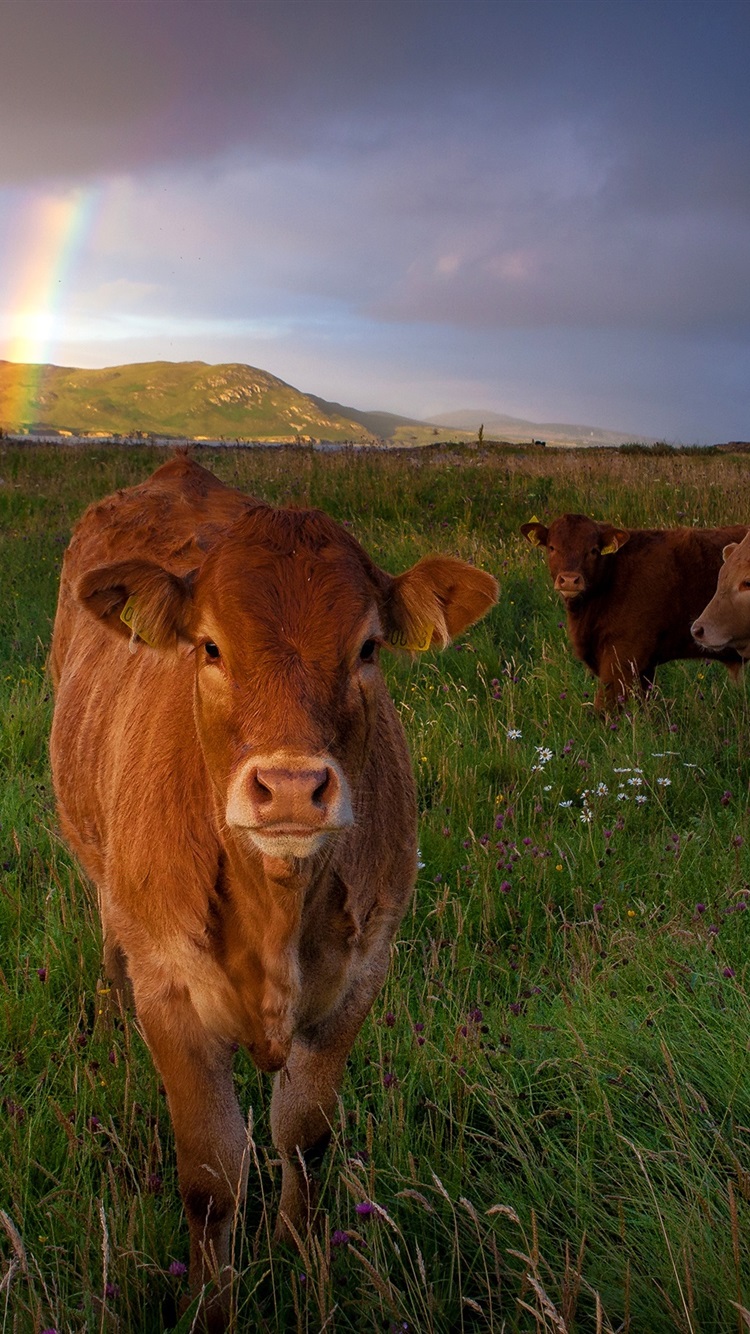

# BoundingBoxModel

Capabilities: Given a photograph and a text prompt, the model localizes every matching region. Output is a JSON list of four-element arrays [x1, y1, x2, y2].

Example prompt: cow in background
[[50, 456, 497, 1329], [692, 530, 750, 658], [521, 512, 747, 713]]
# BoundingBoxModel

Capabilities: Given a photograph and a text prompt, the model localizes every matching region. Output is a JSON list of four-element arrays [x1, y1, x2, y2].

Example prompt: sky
[[0, 0, 749, 441]]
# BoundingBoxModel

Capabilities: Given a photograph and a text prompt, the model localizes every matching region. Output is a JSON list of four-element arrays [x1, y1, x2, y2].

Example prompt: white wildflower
[[656, 777, 671, 787], [536, 747, 553, 763], [595, 782, 608, 797], [635, 794, 648, 804], [559, 800, 573, 808], [627, 776, 643, 787], [617, 792, 629, 801], [507, 728, 522, 740], [613, 767, 632, 773], [543, 784, 552, 791], [580, 808, 593, 823], [531, 764, 543, 773]]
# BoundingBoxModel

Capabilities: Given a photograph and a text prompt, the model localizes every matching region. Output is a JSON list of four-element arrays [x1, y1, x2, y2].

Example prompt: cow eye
[[741, 580, 750, 591], [359, 638, 378, 662], [204, 641, 221, 660], [591, 547, 600, 556], [548, 545, 555, 554]]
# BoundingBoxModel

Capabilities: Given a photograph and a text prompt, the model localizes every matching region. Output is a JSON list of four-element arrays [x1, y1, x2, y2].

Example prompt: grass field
[[2, 442, 750, 1333]]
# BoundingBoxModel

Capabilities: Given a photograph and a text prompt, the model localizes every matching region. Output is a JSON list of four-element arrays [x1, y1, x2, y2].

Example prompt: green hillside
[[0, 359, 377, 442]]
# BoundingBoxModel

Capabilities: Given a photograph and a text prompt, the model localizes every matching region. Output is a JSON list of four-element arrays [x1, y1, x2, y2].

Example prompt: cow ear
[[599, 526, 630, 556], [520, 520, 549, 547], [385, 556, 497, 652], [723, 542, 739, 563], [77, 560, 195, 651]]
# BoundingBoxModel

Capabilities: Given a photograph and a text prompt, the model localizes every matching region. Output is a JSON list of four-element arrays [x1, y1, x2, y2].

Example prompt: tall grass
[[2, 443, 750, 1332]]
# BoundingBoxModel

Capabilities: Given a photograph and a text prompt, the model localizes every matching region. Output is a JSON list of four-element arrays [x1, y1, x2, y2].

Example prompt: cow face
[[521, 513, 630, 602], [691, 532, 750, 658], [78, 506, 497, 862]]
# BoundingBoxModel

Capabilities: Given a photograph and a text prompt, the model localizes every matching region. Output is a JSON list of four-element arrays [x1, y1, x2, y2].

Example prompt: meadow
[[2, 441, 750, 1334]]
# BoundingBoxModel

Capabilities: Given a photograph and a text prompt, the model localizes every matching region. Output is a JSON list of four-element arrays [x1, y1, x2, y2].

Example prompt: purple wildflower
[[723, 967, 736, 978], [383, 1071, 398, 1089], [695, 902, 706, 914], [169, 1260, 187, 1277], [331, 1229, 350, 1247], [104, 1283, 120, 1299], [721, 790, 732, 806], [384, 1012, 396, 1028], [36, 967, 48, 982], [355, 1201, 375, 1216]]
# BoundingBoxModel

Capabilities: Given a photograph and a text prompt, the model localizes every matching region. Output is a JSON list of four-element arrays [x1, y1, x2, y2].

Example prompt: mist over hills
[[0, 358, 648, 446]]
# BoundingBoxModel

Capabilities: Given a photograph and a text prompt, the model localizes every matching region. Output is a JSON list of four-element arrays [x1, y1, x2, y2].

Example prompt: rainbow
[[1, 186, 99, 430]]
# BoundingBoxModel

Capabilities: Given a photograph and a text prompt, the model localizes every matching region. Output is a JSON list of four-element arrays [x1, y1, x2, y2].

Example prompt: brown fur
[[50, 455, 497, 1328], [521, 512, 747, 713]]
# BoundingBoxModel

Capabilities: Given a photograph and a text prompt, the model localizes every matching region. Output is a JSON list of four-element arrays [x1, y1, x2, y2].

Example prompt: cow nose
[[555, 572, 583, 592], [691, 620, 704, 640], [249, 765, 340, 828]]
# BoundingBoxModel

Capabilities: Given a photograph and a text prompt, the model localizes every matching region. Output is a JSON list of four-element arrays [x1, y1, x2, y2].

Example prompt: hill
[[427, 408, 651, 446], [306, 394, 427, 440], [0, 360, 378, 443]]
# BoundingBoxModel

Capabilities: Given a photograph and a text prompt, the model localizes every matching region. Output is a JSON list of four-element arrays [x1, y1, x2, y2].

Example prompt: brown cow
[[692, 530, 750, 657], [521, 513, 747, 712], [50, 455, 497, 1329]]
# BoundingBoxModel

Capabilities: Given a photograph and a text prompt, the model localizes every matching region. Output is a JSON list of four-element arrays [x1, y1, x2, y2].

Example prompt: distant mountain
[[306, 395, 426, 440], [426, 408, 651, 446], [0, 360, 377, 443], [0, 358, 651, 447]]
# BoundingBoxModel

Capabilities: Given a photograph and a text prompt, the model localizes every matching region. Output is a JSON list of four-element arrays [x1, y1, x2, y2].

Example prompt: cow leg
[[595, 647, 643, 713], [137, 995, 247, 1332], [270, 944, 394, 1243], [102, 937, 134, 1008]]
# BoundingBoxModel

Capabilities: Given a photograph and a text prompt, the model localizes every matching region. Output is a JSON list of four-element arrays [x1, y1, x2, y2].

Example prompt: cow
[[692, 530, 750, 658], [520, 512, 747, 713], [49, 455, 497, 1329]]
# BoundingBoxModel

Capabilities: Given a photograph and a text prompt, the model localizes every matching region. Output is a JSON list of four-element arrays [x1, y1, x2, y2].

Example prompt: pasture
[[2, 442, 750, 1333]]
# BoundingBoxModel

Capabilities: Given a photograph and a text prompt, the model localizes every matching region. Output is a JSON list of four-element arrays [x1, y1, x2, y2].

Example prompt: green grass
[[2, 443, 750, 1332]]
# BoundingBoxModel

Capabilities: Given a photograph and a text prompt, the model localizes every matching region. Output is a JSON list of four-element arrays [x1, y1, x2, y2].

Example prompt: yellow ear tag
[[600, 540, 618, 555], [388, 624, 434, 652], [525, 516, 542, 547], [120, 596, 157, 647]]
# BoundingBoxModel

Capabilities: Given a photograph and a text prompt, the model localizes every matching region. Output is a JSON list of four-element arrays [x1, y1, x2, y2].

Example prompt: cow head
[[78, 506, 497, 863], [691, 531, 750, 658], [521, 513, 630, 602]]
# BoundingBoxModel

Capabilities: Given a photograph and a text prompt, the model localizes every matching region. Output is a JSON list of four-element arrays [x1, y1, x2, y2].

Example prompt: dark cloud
[[1, 0, 749, 437]]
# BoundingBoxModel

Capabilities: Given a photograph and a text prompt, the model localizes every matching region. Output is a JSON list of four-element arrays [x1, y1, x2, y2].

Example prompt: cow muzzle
[[554, 572, 586, 599], [226, 753, 354, 858], [691, 616, 747, 656]]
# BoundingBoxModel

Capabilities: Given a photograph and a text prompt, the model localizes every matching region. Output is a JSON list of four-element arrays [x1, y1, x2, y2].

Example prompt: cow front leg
[[137, 996, 247, 1332], [270, 944, 395, 1243], [595, 646, 644, 714]]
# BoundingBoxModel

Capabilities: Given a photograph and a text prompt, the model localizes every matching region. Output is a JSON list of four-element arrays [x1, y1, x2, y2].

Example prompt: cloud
[[1, 0, 749, 439]]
